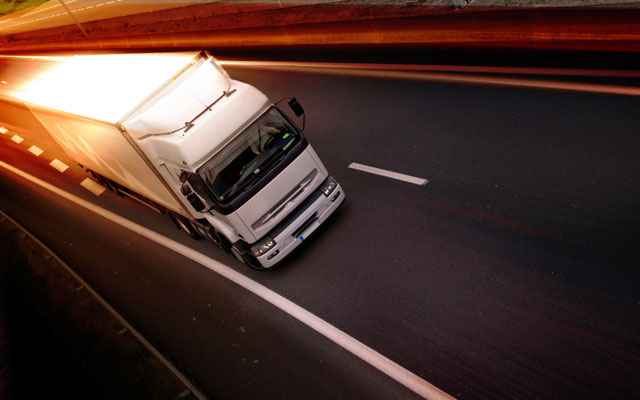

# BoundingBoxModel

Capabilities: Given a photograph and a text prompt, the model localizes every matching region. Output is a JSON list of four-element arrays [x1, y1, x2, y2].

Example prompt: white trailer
[[0, 52, 344, 269]]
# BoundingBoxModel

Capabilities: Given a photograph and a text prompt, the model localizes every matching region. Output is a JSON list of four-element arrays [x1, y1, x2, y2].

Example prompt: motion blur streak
[[220, 61, 640, 97], [221, 60, 640, 79], [0, 160, 456, 400]]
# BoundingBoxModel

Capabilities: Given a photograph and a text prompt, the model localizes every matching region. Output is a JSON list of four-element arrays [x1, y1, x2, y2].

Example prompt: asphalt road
[[1, 64, 639, 399]]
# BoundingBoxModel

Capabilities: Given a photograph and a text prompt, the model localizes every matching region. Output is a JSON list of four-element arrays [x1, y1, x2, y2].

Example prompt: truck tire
[[231, 242, 264, 270], [92, 171, 123, 196], [194, 221, 231, 254], [106, 178, 126, 197], [213, 231, 232, 254], [169, 212, 201, 240]]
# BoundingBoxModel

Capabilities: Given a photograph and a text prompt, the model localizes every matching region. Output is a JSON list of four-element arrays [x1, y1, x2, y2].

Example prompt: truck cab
[[125, 54, 344, 269]]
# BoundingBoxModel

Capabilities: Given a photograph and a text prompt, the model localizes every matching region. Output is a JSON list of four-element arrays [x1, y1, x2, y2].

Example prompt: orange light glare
[[16, 53, 200, 123]]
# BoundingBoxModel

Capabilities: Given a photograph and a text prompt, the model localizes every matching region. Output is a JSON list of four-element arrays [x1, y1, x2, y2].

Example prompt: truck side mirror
[[179, 170, 206, 212], [288, 97, 304, 117], [186, 192, 206, 212], [179, 170, 191, 183]]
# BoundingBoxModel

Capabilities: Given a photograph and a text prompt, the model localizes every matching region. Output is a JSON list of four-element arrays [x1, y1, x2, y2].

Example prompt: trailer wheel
[[169, 212, 201, 240], [106, 178, 126, 197], [92, 172, 121, 195], [231, 242, 264, 270]]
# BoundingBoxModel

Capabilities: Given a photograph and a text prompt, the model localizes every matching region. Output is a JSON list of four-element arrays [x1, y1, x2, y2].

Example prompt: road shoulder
[[0, 211, 196, 399]]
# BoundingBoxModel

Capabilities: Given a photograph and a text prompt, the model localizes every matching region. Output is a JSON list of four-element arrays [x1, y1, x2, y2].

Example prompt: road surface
[[1, 62, 639, 399]]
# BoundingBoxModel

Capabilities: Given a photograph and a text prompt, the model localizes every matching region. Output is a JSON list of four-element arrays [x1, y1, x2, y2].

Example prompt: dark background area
[[1, 228, 102, 399]]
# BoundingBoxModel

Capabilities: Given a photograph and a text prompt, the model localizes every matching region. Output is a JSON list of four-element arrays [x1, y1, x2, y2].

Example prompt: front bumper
[[252, 176, 344, 268]]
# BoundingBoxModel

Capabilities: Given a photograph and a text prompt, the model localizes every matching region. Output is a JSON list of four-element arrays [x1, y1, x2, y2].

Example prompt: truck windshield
[[196, 107, 300, 202]]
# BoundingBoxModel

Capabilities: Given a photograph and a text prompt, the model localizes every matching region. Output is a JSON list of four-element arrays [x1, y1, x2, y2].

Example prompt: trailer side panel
[[26, 105, 184, 213]]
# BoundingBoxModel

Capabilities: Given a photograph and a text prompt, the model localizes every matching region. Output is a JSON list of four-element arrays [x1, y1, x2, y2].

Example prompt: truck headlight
[[252, 237, 276, 257], [321, 177, 337, 197]]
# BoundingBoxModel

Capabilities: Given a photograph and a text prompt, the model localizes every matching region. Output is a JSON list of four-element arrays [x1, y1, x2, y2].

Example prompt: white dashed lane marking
[[10, 135, 24, 144], [28, 145, 44, 156], [49, 159, 69, 173], [349, 162, 428, 186], [80, 178, 106, 196]]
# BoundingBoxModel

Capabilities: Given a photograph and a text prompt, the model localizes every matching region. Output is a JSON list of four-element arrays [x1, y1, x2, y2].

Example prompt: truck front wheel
[[169, 212, 201, 240]]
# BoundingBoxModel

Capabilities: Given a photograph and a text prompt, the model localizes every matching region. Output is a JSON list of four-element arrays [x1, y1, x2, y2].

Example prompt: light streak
[[221, 60, 640, 97], [220, 60, 640, 79], [15, 53, 201, 123]]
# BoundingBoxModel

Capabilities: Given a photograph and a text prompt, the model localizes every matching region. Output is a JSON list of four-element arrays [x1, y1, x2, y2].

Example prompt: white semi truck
[[0, 52, 344, 269]]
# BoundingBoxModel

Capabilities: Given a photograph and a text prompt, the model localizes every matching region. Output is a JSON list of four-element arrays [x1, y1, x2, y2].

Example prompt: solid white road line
[[10, 134, 23, 144], [0, 160, 455, 400], [28, 145, 44, 156], [349, 162, 428, 186], [80, 177, 106, 196], [49, 159, 69, 173]]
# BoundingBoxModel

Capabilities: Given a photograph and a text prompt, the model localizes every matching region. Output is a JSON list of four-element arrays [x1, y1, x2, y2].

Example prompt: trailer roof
[[0, 52, 209, 123]]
